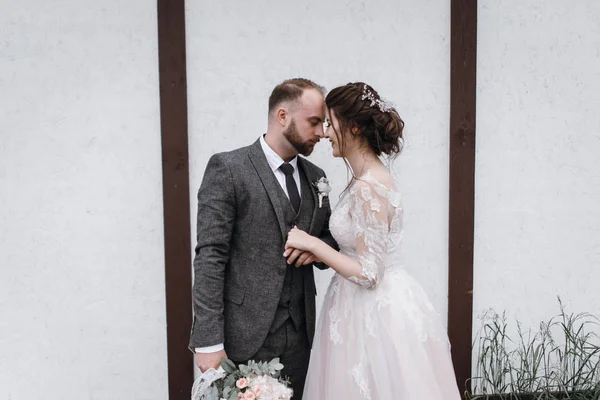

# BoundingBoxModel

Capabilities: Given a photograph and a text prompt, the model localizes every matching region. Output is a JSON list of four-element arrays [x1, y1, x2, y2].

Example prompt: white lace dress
[[302, 174, 461, 400]]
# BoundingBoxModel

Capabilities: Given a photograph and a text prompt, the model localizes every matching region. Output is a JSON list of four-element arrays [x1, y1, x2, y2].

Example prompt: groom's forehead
[[295, 105, 325, 120], [296, 91, 325, 117], [296, 88, 322, 107]]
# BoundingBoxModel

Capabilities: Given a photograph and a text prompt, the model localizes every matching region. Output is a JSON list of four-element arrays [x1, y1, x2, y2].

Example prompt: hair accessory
[[361, 85, 394, 113]]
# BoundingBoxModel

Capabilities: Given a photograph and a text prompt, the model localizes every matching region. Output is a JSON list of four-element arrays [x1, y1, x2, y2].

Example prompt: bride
[[284, 82, 462, 399]]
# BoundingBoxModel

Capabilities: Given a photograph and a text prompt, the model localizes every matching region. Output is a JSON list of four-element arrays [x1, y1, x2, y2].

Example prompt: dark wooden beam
[[157, 0, 193, 398], [448, 0, 477, 397]]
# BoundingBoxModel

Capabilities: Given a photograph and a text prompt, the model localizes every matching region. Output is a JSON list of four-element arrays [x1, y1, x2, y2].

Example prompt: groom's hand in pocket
[[284, 248, 320, 267], [195, 349, 227, 373]]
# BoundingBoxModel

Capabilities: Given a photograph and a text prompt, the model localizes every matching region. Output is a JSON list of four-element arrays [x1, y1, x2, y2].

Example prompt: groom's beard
[[283, 119, 315, 156]]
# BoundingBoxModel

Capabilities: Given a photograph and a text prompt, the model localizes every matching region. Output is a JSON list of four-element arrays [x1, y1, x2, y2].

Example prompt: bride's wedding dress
[[303, 173, 461, 399]]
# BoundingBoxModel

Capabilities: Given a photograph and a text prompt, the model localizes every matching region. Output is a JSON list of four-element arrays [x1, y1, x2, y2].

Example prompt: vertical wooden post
[[157, 0, 193, 398], [448, 0, 477, 396]]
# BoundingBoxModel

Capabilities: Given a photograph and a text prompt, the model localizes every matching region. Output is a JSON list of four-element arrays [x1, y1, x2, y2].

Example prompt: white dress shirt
[[259, 134, 302, 197], [195, 136, 301, 354]]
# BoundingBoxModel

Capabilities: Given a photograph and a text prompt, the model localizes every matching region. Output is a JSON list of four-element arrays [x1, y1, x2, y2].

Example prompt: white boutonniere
[[314, 177, 332, 208]]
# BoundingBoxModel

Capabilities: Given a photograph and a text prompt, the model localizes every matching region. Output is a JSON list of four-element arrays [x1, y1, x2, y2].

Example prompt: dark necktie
[[280, 163, 301, 213]]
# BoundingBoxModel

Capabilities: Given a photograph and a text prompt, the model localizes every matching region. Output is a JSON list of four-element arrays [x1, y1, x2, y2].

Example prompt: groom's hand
[[284, 248, 320, 267], [195, 350, 227, 373]]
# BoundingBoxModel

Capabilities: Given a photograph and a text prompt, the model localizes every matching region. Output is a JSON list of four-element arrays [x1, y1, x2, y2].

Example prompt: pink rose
[[237, 394, 243, 399], [253, 386, 262, 396], [244, 391, 256, 400], [236, 378, 248, 389]]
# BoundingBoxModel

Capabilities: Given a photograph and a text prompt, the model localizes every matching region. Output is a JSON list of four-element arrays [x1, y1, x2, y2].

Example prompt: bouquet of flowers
[[191, 358, 293, 400]]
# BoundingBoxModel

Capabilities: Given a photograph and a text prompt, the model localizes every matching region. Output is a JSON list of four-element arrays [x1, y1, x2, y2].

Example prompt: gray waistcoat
[[270, 165, 315, 333]]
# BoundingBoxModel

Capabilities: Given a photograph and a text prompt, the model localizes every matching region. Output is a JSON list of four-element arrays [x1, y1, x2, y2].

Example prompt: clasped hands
[[284, 226, 319, 267]]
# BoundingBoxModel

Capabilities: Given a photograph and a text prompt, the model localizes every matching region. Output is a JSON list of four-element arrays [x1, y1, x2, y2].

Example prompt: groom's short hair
[[268, 78, 325, 115]]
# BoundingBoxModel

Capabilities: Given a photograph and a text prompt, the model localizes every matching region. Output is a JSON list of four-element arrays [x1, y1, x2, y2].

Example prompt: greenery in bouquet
[[195, 357, 293, 400]]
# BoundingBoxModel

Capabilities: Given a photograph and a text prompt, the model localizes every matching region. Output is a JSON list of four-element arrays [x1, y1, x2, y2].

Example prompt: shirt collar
[[259, 135, 299, 173]]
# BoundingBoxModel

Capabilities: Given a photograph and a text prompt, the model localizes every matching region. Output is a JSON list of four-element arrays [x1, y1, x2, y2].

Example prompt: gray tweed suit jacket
[[189, 138, 337, 361]]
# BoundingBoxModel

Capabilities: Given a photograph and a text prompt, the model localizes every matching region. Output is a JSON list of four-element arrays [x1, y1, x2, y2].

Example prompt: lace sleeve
[[347, 181, 390, 288]]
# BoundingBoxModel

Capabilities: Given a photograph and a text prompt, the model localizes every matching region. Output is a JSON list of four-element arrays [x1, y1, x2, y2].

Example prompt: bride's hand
[[285, 226, 316, 253]]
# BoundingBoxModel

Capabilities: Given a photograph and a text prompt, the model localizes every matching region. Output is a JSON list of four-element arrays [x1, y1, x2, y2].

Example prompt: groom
[[189, 78, 337, 398]]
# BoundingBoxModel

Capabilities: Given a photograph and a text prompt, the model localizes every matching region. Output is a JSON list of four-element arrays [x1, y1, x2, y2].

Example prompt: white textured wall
[[185, 0, 451, 340], [474, 0, 600, 341], [0, 1, 168, 399]]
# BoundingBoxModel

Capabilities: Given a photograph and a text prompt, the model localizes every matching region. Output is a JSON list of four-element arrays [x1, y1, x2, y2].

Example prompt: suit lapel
[[248, 140, 288, 240], [298, 157, 320, 235]]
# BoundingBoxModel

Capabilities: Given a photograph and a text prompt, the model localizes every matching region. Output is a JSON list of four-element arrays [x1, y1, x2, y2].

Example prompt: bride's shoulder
[[348, 169, 402, 207], [358, 168, 397, 192]]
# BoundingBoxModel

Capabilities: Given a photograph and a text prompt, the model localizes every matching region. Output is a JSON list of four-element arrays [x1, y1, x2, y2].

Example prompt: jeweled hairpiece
[[361, 85, 394, 113]]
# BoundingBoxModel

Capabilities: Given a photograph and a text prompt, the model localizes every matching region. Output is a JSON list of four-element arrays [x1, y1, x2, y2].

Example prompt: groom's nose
[[315, 124, 325, 138]]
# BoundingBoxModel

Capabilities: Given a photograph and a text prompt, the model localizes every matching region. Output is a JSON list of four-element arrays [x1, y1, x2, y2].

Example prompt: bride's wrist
[[307, 237, 320, 254]]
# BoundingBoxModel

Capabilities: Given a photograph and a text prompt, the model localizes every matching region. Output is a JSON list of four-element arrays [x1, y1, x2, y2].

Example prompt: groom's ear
[[276, 107, 288, 127]]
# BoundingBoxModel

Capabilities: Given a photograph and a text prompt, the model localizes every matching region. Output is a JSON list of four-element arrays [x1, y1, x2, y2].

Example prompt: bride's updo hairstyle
[[325, 82, 404, 157]]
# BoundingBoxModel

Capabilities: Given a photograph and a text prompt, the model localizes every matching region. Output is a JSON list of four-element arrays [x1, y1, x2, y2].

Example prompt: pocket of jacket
[[224, 283, 245, 305]]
